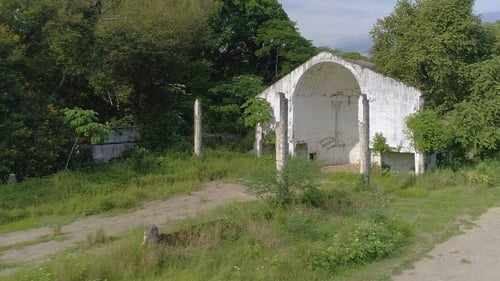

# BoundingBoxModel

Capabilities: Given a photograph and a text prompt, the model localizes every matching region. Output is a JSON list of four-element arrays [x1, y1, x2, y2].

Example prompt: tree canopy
[[372, 0, 500, 159], [0, 0, 316, 181], [371, 0, 493, 110]]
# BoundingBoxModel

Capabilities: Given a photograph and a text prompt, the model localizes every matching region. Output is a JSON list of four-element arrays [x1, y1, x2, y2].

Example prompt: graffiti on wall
[[318, 136, 345, 150]]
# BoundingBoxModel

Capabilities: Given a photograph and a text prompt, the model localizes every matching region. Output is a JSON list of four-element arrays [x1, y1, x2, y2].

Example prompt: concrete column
[[194, 99, 202, 157], [414, 95, 425, 175], [359, 94, 370, 184], [276, 93, 288, 171], [254, 122, 263, 157], [7, 173, 16, 184], [414, 152, 425, 175]]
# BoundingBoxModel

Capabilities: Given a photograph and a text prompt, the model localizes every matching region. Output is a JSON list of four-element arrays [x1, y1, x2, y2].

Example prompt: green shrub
[[278, 210, 318, 240], [309, 220, 412, 272], [371, 132, 389, 153], [247, 157, 321, 207], [130, 147, 158, 174]]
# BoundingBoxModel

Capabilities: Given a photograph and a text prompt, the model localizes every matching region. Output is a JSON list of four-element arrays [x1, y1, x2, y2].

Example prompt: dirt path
[[392, 207, 500, 281], [0, 182, 255, 275]]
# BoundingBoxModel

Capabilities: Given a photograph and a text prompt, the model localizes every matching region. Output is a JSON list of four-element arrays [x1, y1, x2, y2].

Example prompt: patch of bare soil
[[321, 164, 360, 173], [0, 182, 255, 275], [392, 207, 500, 281]]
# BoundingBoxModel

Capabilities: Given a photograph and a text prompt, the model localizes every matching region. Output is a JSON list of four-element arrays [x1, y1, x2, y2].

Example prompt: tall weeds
[[0, 148, 272, 231]]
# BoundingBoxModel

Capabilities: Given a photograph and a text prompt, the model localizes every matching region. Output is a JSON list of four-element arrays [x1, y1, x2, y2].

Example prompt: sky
[[278, 0, 500, 54]]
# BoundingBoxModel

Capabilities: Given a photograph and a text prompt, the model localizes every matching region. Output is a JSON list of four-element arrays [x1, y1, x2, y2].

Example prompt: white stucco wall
[[258, 52, 422, 166]]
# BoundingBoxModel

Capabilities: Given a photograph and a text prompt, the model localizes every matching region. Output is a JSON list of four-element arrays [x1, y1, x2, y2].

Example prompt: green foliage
[[310, 220, 411, 271], [371, 0, 493, 110], [241, 97, 273, 128], [210, 0, 292, 80], [447, 55, 500, 158], [0, 149, 273, 229], [93, 0, 214, 150], [62, 107, 110, 170], [206, 75, 266, 134], [0, 0, 318, 179], [371, 132, 390, 153], [327, 48, 372, 62], [130, 147, 158, 175], [63, 107, 110, 144], [3, 159, 500, 281], [86, 228, 112, 246], [255, 19, 317, 80], [248, 157, 321, 207], [339, 51, 371, 61], [484, 21, 500, 55], [405, 109, 453, 154]]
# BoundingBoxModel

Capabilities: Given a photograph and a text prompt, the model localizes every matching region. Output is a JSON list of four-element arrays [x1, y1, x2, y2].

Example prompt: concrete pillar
[[414, 95, 426, 175], [7, 173, 16, 184], [415, 152, 425, 175], [194, 99, 202, 157], [254, 122, 263, 157], [359, 94, 370, 184], [276, 93, 288, 171]]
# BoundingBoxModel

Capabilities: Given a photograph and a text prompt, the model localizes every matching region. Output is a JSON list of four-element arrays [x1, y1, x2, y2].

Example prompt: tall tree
[[210, 0, 315, 82], [448, 55, 500, 158], [371, 0, 493, 110], [255, 19, 317, 81], [92, 0, 215, 149], [0, 1, 87, 180]]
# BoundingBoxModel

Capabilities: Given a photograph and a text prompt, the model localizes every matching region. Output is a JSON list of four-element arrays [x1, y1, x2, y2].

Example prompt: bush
[[130, 147, 158, 174], [247, 157, 321, 207], [309, 220, 412, 272]]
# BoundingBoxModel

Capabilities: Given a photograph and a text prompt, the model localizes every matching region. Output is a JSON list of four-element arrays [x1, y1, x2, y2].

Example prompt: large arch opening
[[292, 62, 361, 165]]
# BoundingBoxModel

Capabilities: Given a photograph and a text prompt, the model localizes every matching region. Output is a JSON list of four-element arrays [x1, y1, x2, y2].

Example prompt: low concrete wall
[[92, 127, 139, 162], [380, 151, 415, 172]]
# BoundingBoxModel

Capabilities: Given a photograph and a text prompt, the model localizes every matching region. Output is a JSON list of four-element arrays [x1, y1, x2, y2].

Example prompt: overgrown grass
[[0, 149, 273, 232], [2, 157, 500, 281]]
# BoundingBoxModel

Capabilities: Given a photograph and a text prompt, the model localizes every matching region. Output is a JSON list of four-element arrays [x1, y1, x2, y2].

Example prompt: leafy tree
[[0, 0, 321, 179], [92, 0, 215, 149], [405, 109, 453, 154], [483, 21, 500, 55], [255, 19, 317, 81], [448, 55, 500, 158], [248, 157, 321, 207], [209, 0, 312, 81], [206, 75, 266, 134], [0, 13, 71, 181], [371, 0, 493, 110], [0, 0, 103, 110], [241, 97, 273, 129], [209, 0, 287, 75], [371, 132, 390, 154], [62, 107, 110, 170]]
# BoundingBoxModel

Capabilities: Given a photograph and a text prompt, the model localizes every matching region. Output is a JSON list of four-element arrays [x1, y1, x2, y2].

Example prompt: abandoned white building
[[255, 52, 427, 174]]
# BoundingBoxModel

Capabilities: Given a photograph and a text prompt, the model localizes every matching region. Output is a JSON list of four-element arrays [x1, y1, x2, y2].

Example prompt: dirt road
[[0, 182, 255, 275], [392, 207, 500, 281]]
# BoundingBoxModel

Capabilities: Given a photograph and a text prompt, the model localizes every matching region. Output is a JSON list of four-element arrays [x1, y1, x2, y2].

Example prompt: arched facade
[[257, 52, 425, 174]]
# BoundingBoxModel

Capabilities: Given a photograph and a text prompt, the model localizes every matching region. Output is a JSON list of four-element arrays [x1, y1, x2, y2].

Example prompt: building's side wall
[[354, 67, 422, 153]]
